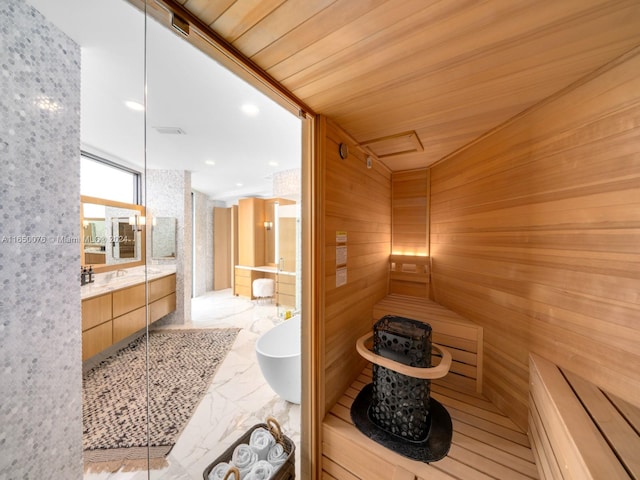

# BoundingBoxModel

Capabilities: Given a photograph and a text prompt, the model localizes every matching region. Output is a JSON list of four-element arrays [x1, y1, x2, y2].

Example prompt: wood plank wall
[[390, 169, 430, 297], [319, 117, 392, 415], [429, 48, 640, 430], [391, 169, 429, 257]]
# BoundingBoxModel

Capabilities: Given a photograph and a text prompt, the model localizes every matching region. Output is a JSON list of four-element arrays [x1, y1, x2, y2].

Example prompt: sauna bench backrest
[[372, 294, 483, 393], [529, 353, 639, 480]]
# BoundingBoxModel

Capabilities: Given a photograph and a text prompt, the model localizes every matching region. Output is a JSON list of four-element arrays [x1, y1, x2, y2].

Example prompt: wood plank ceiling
[[170, 0, 640, 171]]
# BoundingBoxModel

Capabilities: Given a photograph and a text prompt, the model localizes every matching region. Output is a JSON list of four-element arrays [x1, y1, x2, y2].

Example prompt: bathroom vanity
[[234, 265, 295, 306], [81, 268, 176, 361]]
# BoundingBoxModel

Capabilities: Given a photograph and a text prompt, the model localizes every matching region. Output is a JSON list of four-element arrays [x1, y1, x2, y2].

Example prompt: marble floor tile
[[85, 289, 300, 480]]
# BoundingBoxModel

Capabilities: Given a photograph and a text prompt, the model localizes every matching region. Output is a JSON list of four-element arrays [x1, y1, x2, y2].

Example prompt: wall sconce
[[129, 214, 146, 231], [264, 221, 273, 231], [82, 220, 89, 228]]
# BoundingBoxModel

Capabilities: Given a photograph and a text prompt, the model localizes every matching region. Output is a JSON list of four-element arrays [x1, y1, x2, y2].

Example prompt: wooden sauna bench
[[322, 294, 539, 480], [529, 354, 640, 480], [373, 294, 484, 394]]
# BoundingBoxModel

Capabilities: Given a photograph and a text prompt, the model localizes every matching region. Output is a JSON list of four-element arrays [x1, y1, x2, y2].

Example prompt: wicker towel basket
[[203, 416, 295, 480]]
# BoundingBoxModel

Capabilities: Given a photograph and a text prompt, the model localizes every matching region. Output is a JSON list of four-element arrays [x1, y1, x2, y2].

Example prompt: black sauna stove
[[351, 315, 453, 462]]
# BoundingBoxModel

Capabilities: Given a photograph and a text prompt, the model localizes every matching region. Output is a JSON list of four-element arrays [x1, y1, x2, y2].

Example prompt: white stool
[[252, 278, 275, 304]]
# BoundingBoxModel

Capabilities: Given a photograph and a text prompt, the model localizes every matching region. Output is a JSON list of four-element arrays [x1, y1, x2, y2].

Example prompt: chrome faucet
[[116, 269, 127, 277]]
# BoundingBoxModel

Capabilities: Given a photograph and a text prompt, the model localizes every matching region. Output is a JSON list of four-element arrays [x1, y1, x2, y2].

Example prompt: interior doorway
[[23, 0, 312, 477]]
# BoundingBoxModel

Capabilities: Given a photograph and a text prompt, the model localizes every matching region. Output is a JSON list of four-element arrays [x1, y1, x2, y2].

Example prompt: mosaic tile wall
[[273, 168, 301, 200], [147, 169, 192, 324], [206, 199, 221, 292], [193, 189, 211, 297], [0, 1, 83, 477]]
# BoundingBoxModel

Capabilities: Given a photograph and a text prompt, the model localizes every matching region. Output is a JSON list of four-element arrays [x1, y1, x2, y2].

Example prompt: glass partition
[[22, 0, 307, 477], [145, 1, 303, 477]]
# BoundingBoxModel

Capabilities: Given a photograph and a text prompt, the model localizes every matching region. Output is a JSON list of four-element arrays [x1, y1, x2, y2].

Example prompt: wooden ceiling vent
[[359, 131, 424, 160]]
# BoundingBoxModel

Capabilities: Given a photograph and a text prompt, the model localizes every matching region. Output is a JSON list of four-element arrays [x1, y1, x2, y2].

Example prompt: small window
[[80, 152, 141, 204]]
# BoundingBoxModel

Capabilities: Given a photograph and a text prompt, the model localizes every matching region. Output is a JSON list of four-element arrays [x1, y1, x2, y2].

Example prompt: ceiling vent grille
[[153, 126, 186, 135], [359, 131, 423, 159]]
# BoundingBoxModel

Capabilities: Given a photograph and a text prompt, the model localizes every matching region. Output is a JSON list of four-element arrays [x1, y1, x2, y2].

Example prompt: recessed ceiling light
[[236, 182, 243, 187], [125, 100, 144, 111], [241, 104, 259, 116], [205, 160, 216, 166], [268, 161, 279, 167]]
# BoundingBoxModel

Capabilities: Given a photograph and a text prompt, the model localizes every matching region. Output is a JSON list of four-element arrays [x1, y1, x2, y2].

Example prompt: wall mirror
[[152, 216, 177, 259], [80, 195, 145, 272]]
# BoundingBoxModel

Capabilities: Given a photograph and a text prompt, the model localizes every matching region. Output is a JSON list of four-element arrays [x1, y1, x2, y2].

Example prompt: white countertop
[[81, 264, 176, 300], [235, 265, 296, 276]]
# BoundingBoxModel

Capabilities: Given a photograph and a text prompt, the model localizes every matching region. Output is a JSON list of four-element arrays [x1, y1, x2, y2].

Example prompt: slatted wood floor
[[323, 366, 539, 480]]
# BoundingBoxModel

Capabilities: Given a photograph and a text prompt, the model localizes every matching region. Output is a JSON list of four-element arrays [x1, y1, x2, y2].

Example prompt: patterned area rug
[[83, 328, 240, 472]]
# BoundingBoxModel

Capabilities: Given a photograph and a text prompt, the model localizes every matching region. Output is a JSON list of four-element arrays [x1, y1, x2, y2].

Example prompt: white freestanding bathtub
[[255, 315, 301, 404]]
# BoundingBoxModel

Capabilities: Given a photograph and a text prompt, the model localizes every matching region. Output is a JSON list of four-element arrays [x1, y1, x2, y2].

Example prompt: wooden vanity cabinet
[[81, 293, 113, 360], [112, 307, 146, 344], [82, 293, 112, 330], [276, 274, 296, 308], [82, 321, 113, 361], [113, 283, 145, 317], [111, 282, 147, 344], [234, 267, 254, 298], [81, 273, 176, 361], [149, 274, 176, 323]]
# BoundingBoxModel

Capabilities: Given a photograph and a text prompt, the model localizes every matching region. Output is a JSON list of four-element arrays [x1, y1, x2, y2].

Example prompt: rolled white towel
[[231, 443, 258, 479], [266, 443, 288, 468], [208, 462, 232, 480], [244, 460, 274, 480], [249, 427, 276, 460]]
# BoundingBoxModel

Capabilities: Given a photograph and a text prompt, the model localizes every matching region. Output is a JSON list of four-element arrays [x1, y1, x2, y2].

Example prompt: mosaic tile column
[[147, 169, 192, 324], [193, 189, 210, 297], [0, 0, 83, 477]]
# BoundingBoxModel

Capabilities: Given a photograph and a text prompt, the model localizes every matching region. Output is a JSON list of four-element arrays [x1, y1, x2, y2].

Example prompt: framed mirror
[[80, 195, 146, 272], [152, 217, 177, 259]]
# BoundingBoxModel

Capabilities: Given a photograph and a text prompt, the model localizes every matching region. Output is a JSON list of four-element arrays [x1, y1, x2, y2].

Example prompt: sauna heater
[[351, 315, 453, 462]]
